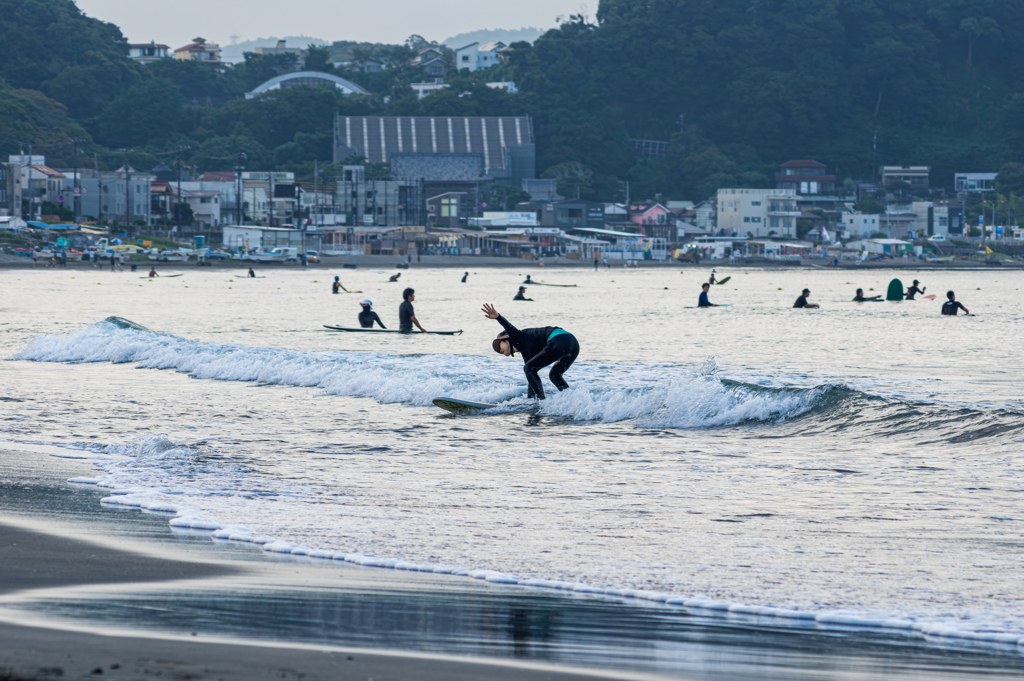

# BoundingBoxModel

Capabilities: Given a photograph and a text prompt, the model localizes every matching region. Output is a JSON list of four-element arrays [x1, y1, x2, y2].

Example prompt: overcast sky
[[76, 0, 579, 48]]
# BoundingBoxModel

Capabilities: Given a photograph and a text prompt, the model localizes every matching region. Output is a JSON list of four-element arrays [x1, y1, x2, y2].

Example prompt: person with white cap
[[358, 300, 386, 329]]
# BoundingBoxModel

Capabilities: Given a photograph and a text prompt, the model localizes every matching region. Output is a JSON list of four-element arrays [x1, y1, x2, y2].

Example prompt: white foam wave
[[15, 320, 827, 429]]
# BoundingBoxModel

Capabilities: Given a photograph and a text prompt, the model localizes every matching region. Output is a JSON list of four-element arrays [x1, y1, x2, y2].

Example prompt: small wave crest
[[15, 319, 855, 429]]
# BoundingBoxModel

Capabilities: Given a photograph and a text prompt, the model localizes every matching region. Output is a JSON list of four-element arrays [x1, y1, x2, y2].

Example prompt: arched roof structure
[[245, 71, 370, 99]]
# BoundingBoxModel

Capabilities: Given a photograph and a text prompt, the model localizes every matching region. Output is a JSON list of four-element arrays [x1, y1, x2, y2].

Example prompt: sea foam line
[[64, 468, 1024, 656], [14, 319, 834, 429]]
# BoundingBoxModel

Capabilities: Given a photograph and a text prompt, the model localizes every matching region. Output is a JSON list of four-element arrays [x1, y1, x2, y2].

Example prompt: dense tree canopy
[[2, 0, 1023, 201]]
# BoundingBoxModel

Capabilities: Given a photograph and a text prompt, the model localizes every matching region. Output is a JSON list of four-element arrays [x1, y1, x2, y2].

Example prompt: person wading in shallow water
[[481, 303, 579, 400], [399, 288, 427, 333]]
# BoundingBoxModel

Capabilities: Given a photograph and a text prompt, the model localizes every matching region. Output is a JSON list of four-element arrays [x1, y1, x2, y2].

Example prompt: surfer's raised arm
[[481, 303, 580, 401]]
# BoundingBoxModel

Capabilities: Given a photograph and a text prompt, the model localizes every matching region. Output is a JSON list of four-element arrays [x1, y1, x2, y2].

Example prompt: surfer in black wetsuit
[[358, 300, 386, 328], [708, 269, 717, 285], [399, 287, 426, 333], [481, 303, 579, 400], [523, 275, 534, 284], [941, 290, 969, 315], [853, 288, 881, 302], [513, 286, 532, 301], [389, 273, 401, 282], [906, 280, 926, 300], [794, 288, 819, 308], [332, 276, 347, 294], [461, 272, 468, 283], [698, 283, 717, 307], [248, 268, 256, 278]]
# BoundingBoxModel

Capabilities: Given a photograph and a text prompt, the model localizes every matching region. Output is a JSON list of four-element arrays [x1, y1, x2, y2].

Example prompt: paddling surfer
[[513, 286, 532, 301], [698, 283, 718, 307], [905, 280, 926, 300], [941, 290, 970, 316], [794, 288, 819, 308], [399, 288, 427, 333], [482, 303, 579, 400], [853, 288, 881, 302], [388, 273, 401, 282], [358, 300, 386, 328]]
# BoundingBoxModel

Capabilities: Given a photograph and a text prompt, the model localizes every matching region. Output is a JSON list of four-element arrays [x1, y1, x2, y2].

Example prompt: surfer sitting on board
[[148, 267, 159, 278], [399, 288, 427, 333], [482, 303, 579, 400], [794, 288, 819, 308], [513, 286, 532, 301], [358, 300, 386, 328], [248, 268, 256, 278], [524, 275, 534, 284], [941, 290, 969, 316], [905, 280, 926, 300], [332, 276, 349, 294], [853, 288, 881, 302], [461, 272, 469, 283], [698, 283, 718, 307], [708, 270, 717, 285], [388, 273, 401, 282]]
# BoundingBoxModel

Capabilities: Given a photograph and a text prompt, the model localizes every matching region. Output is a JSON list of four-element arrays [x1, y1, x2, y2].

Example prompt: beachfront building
[[775, 159, 836, 195], [56, 167, 154, 225], [841, 212, 882, 238], [716, 188, 798, 238], [880, 166, 930, 191]]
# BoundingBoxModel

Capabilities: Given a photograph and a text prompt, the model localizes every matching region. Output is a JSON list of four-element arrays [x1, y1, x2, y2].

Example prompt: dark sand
[[0, 450, 650, 681]]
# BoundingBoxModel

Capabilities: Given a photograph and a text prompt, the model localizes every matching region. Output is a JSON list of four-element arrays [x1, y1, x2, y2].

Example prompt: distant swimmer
[[513, 286, 533, 301], [941, 290, 970, 316], [852, 288, 881, 302], [358, 300, 386, 328], [148, 267, 159, 278], [708, 269, 718, 285], [461, 272, 469, 283], [905, 279, 926, 300], [399, 287, 426, 333], [388, 273, 401, 282], [248, 268, 256, 278], [332, 276, 348, 294], [524, 274, 534, 284], [482, 303, 579, 400], [793, 288, 819, 308], [698, 283, 718, 307]]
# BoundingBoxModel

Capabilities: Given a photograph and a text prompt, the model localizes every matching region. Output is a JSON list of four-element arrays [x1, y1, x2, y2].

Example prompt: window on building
[[441, 197, 458, 217], [743, 217, 751, 223], [200, 197, 212, 204], [462, 55, 469, 62], [800, 182, 808, 193], [769, 217, 779, 228], [751, 201, 761, 206]]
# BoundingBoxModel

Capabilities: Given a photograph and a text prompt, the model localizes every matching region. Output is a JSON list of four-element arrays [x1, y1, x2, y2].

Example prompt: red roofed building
[[775, 160, 835, 195], [174, 37, 222, 67]]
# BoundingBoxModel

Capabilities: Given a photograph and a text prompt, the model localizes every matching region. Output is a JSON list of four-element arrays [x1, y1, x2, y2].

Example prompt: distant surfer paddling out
[[852, 288, 881, 302], [794, 288, 819, 308], [399, 287, 426, 333], [358, 300, 386, 328], [482, 303, 579, 400], [388, 273, 401, 282]]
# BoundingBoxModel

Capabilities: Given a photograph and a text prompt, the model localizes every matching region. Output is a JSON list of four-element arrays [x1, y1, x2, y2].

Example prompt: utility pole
[[94, 153, 103, 224], [234, 152, 246, 224], [314, 159, 318, 231], [120, 149, 132, 230], [174, 145, 190, 233], [71, 140, 83, 223], [26, 144, 33, 220]]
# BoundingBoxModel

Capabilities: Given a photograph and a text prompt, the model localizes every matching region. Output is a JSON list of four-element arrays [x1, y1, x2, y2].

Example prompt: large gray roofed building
[[334, 115, 535, 188]]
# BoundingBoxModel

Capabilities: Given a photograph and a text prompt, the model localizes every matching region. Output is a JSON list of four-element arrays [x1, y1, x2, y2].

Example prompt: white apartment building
[[455, 41, 505, 71], [841, 212, 881, 238], [716, 188, 798, 238]]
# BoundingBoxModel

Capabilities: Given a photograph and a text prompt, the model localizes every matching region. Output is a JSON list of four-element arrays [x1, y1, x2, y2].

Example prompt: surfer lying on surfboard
[[482, 303, 579, 400]]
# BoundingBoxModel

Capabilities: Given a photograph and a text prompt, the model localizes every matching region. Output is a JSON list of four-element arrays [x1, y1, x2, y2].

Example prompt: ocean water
[[2, 265, 1024, 656]]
